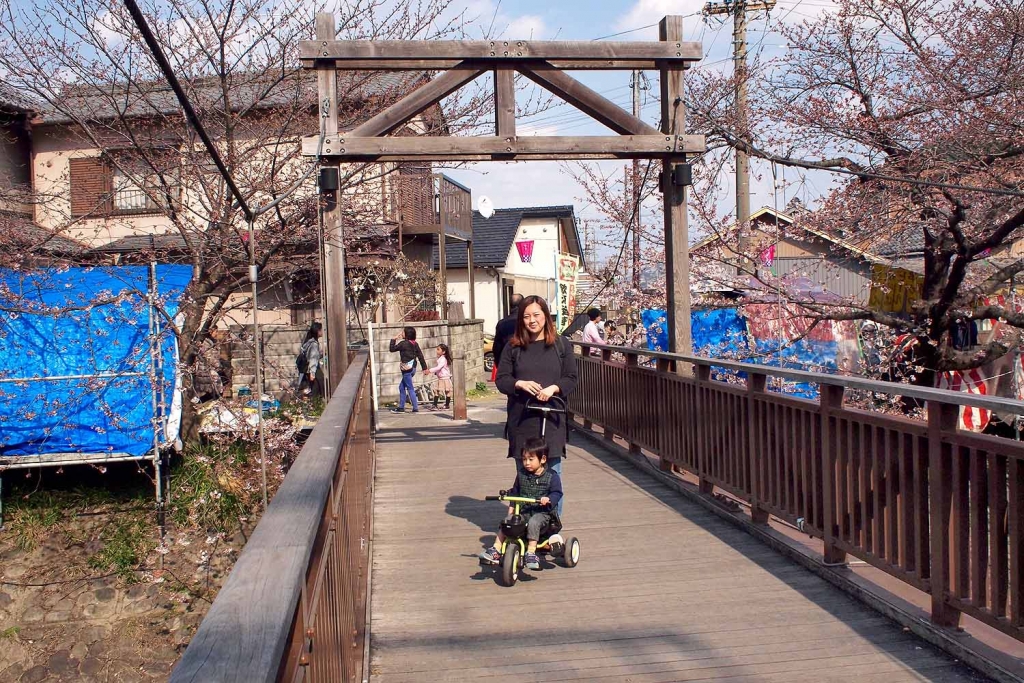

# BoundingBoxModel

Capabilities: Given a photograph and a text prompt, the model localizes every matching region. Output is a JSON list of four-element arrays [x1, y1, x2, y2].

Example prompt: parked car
[[483, 334, 494, 372]]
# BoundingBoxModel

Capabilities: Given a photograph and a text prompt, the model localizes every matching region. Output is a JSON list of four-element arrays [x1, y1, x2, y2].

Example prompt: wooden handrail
[[572, 341, 1024, 415], [170, 352, 371, 683], [568, 344, 1024, 642]]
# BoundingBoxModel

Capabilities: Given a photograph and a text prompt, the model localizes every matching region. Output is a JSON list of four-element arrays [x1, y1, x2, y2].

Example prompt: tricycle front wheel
[[501, 542, 521, 586]]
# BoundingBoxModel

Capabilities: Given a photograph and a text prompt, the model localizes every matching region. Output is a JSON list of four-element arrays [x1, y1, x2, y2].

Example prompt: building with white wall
[[433, 205, 584, 333]]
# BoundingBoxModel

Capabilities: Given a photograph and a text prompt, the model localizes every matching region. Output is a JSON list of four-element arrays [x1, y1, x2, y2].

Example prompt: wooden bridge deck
[[369, 401, 990, 683]]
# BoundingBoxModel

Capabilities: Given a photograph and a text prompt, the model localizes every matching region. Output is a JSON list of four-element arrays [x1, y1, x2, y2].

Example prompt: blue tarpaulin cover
[[642, 306, 840, 400], [0, 265, 190, 457]]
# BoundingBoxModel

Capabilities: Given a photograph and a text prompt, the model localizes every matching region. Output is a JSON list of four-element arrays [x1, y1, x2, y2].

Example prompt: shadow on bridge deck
[[369, 401, 990, 683]]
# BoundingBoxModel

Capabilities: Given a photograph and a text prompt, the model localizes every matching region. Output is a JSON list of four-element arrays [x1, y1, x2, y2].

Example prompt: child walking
[[424, 343, 453, 410], [479, 438, 562, 570]]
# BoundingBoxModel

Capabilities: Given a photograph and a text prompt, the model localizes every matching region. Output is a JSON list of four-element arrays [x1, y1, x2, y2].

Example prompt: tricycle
[[482, 490, 580, 587]]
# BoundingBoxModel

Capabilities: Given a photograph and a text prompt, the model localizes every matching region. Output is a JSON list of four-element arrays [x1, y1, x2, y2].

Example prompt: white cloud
[[504, 14, 546, 40], [616, 0, 707, 38]]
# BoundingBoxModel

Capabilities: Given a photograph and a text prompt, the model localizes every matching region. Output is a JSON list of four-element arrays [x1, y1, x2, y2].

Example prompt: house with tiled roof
[[17, 71, 442, 325], [425, 205, 585, 331]]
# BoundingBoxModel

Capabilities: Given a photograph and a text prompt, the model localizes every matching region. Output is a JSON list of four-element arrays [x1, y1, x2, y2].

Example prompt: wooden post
[[603, 348, 616, 443], [626, 352, 642, 457], [451, 353, 467, 420], [748, 372, 769, 524], [695, 365, 715, 492], [438, 224, 448, 320], [467, 240, 476, 320], [928, 401, 962, 628], [317, 13, 348, 389], [659, 16, 693, 367], [821, 384, 846, 564]]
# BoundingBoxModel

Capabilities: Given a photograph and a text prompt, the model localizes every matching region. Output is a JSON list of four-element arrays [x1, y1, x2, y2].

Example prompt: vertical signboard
[[555, 252, 579, 332]]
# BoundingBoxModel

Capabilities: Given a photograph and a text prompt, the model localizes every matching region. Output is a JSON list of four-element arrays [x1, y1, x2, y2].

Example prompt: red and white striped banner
[[937, 368, 991, 432]]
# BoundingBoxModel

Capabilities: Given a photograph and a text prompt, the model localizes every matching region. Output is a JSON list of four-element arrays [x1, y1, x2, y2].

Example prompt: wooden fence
[[570, 342, 1024, 642], [170, 352, 374, 683]]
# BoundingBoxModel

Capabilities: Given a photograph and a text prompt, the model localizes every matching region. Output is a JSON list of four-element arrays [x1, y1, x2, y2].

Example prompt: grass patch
[[169, 443, 258, 532], [88, 516, 152, 583], [467, 381, 494, 399], [1, 626, 20, 639], [6, 493, 68, 552]]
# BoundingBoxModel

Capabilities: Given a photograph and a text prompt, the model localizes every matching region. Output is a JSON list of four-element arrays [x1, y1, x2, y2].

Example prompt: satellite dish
[[478, 195, 494, 219]]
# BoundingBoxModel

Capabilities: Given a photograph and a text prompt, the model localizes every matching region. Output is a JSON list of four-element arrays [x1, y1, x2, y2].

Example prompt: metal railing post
[[928, 400, 962, 628], [821, 383, 847, 564], [748, 372, 769, 524]]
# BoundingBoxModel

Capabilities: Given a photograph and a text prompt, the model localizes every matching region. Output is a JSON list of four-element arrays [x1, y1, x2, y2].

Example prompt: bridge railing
[[171, 352, 373, 683], [570, 342, 1024, 642]]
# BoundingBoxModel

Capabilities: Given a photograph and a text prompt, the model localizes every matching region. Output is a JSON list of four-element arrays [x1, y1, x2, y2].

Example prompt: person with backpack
[[297, 321, 325, 400], [389, 326, 427, 413], [494, 295, 577, 515]]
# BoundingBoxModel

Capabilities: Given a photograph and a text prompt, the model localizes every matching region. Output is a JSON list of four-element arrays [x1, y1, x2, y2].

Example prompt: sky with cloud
[[436, 0, 839, 260]]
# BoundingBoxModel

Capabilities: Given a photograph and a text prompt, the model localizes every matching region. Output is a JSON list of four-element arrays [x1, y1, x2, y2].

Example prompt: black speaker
[[319, 167, 339, 192], [672, 164, 693, 187]]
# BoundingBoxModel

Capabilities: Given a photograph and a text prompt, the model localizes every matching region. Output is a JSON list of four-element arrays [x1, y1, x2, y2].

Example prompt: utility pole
[[703, 0, 774, 245], [631, 69, 643, 290]]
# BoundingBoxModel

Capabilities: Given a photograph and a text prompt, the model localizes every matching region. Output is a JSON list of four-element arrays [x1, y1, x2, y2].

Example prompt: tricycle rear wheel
[[564, 536, 580, 568]]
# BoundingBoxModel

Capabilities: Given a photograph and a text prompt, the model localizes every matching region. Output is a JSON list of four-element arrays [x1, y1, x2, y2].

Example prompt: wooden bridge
[[170, 345, 1024, 683]]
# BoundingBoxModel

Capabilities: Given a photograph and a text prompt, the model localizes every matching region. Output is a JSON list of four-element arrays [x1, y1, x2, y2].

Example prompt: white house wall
[[504, 217, 561, 280], [444, 267, 501, 332]]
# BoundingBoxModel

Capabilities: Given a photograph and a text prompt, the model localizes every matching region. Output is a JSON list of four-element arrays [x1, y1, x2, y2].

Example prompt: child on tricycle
[[479, 438, 580, 585]]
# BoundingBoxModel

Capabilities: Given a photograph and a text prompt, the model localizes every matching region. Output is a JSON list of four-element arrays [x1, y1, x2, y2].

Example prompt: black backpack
[[296, 339, 312, 374]]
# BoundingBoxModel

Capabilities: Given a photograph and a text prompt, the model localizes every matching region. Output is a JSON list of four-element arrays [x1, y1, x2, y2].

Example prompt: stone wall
[[370, 320, 485, 403]]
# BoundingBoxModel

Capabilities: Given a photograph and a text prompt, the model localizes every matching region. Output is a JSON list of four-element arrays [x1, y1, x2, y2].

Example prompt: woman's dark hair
[[304, 321, 323, 342], [438, 343, 452, 366], [511, 295, 557, 348], [587, 308, 602, 321], [403, 326, 416, 342], [522, 437, 549, 461]]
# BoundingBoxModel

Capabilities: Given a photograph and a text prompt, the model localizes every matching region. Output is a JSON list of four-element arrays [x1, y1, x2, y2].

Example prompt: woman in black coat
[[495, 295, 578, 513]]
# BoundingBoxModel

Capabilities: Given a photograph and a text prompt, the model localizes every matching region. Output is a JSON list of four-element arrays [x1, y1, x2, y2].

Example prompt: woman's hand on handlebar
[[536, 385, 559, 402], [515, 379, 544, 396]]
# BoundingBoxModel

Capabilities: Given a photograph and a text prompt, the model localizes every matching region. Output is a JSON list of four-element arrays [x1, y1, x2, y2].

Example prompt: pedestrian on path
[[390, 326, 427, 413], [495, 295, 577, 515], [424, 343, 453, 411], [297, 322, 325, 400], [492, 292, 522, 380]]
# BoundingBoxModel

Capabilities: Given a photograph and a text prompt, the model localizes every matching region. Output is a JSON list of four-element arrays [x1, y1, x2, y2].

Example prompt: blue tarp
[[641, 306, 839, 400], [0, 266, 190, 457]]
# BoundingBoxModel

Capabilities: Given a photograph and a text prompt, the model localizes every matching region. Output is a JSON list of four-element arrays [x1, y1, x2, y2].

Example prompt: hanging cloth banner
[[758, 243, 776, 267], [555, 252, 580, 332], [515, 240, 534, 263]]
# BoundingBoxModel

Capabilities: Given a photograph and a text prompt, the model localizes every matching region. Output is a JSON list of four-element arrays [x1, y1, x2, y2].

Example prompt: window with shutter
[[68, 157, 113, 217]]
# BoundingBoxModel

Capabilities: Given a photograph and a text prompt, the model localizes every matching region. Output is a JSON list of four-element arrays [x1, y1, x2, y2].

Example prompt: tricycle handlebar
[[484, 492, 541, 504]]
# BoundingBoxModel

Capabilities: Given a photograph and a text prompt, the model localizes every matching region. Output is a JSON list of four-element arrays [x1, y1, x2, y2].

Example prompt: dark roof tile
[[432, 205, 576, 269]]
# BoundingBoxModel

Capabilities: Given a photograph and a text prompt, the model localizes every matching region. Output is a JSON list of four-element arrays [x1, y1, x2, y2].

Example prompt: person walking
[[495, 295, 577, 515], [389, 326, 427, 413], [491, 293, 522, 379], [581, 307, 604, 356], [424, 343, 454, 411], [297, 321, 325, 400]]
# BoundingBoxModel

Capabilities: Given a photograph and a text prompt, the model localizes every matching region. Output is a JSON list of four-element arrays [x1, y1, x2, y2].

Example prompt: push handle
[[525, 395, 567, 414]]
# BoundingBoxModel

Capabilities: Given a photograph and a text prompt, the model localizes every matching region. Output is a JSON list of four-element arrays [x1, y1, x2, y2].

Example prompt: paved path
[[369, 402, 989, 682]]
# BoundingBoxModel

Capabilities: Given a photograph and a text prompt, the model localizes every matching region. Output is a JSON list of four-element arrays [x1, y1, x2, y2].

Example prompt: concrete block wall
[[230, 326, 307, 398], [370, 320, 484, 403]]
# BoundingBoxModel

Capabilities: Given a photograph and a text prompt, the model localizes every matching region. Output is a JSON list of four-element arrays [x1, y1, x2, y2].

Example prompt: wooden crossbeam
[[300, 39, 702, 70], [349, 63, 484, 138], [301, 134, 704, 161], [518, 62, 659, 136]]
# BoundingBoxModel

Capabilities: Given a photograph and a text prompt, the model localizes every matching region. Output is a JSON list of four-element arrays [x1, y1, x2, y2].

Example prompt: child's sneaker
[[525, 552, 540, 570], [478, 546, 501, 565]]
